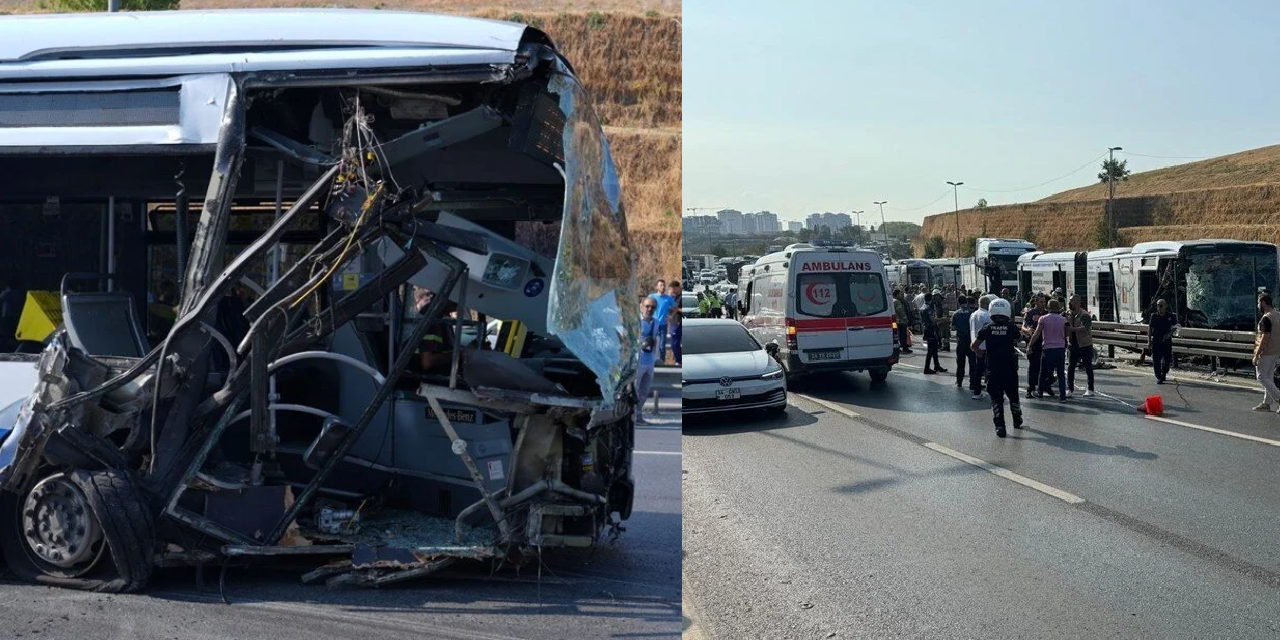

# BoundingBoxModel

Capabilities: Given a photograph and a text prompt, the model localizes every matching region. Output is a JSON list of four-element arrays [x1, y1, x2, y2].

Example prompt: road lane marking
[[794, 393, 1083, 504], [922, 442, 1086, 504], [1142, 415, 1280, 447], [636, 450, 682, 456], [896, 362, 922, 369], [792, 393, 861, 418]]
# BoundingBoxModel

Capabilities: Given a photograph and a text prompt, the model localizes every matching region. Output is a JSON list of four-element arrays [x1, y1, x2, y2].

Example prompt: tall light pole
[[851, 210, 864, 244], [946, 181, 963, 257], [874, 201, 888, 257], [1106, 146, 1122, 245]]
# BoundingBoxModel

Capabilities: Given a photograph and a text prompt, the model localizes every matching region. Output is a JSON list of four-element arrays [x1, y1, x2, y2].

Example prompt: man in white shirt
[[968, 294, 994, 399]]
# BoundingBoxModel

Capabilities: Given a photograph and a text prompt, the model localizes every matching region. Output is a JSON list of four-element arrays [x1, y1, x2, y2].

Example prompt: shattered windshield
[[1184, 251, 1279, 329], [545, 69, 639, 408]]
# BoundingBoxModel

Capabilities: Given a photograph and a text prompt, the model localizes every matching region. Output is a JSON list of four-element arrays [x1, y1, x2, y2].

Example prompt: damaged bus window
[[0, 9, 639, 592]]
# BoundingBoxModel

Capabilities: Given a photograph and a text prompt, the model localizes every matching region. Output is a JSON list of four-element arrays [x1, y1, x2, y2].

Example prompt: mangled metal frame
[[0, 39, 639, 588]]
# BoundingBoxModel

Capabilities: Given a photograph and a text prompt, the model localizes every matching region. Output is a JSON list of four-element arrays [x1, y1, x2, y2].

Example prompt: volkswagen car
[[681, 319, 786, 417]]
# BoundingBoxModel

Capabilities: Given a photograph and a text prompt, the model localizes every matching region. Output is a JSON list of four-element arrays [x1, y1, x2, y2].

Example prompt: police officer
[[973, 298, 1024, 438]]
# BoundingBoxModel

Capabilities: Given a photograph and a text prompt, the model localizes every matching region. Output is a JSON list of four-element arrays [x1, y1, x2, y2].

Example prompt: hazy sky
[[684, 0, 1280, 225]]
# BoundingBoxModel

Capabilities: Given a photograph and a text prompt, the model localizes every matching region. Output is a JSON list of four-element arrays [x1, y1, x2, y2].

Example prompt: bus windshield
[[1183, 250, 1280, 329]]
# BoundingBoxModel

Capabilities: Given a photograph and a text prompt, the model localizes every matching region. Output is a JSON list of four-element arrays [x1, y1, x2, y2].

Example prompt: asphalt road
[[683, 348, 1280, 639], [0, 406, 682, 640]]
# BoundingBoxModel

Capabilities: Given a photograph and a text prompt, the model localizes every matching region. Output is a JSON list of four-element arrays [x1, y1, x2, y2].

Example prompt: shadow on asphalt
[[1013, 427, 1159, 460], [681, 402, 817, 435]]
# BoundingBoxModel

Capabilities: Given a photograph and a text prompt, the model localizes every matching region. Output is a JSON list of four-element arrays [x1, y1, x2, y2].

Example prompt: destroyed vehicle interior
[[0, 9, 639, 591]]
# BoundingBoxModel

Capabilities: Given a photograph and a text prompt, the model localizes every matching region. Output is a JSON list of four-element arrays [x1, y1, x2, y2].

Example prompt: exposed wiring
[[288, 182, 382, 309]]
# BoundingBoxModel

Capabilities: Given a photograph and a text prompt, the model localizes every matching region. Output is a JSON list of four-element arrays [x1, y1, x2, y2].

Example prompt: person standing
[[969, 294, 993, 399], [635, 297, 659, 424], [648, 279, 676, 362], [1149, 298, 1176, 384], [973, 298, 1023, 438], [1030, 299, 1070, 401], [1067, 294, 1095, 397], [952, 295, 973, 390], [1022, 294, 1048, 398], [669, 280, 684, 365], [935, 288, 952, 352], [893, 290, 912, 354], [1252, 293, 1280, 412], [921, 292, 946, 374]]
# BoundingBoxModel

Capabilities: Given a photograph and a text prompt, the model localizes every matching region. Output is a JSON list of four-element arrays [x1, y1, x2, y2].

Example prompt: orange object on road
[[1141, 395, 1164, 416]]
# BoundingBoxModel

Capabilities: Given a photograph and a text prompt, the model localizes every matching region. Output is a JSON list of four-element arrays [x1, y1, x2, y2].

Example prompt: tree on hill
[[1098, 158, 1132, 184], [923, 236, 946, 259], [1022, 225, 1038, 245], [975, 198, 988, 209], [1093, 216, 1122, 248], [959, 236, 978, 258], [44, 0, 179, 9]]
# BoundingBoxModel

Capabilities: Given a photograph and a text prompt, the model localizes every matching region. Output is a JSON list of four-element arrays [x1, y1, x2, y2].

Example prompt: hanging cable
[[1122, 151, 1212, 160], [965, 152, 1109, 194], [889, 190, 952, 212]]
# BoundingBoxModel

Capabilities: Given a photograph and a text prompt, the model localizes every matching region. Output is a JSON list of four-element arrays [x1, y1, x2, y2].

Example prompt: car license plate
[[807, 349, 843, 361], [715, 388, 741, 401]]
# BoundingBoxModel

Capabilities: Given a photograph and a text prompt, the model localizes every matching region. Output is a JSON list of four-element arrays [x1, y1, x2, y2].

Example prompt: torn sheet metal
[[544, 69, 639, 408]]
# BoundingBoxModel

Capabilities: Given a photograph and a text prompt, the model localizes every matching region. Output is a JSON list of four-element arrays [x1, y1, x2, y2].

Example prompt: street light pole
[[851, 210, 864, 244], [1106, 146, 1122, 245], [874, 201, 888, 258], [946, 181, 964, 257]]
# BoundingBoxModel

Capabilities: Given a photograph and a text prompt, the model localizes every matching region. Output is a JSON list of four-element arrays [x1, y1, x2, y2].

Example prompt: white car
[[681, 319, 787, 417]]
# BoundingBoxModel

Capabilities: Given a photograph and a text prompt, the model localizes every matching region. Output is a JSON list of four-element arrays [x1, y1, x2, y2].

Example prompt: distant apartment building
[[716, 209, 744, 235], [753, 211, 779, 234], [805, 212, 853, 233], [683, 215, 721, 236], [787, 220, 803, 233]]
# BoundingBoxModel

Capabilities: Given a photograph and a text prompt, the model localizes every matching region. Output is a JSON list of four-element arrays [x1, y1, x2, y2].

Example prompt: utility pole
[[1106, 146, 1122, 245], [946, 181, 963, 257], [874, 201, 888, 257], [851, 210, 864, 245]]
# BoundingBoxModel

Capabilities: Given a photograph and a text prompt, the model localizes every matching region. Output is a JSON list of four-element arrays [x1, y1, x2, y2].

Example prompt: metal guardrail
[[652, 365, 681, 414], [1092, 321, 1257, 361]]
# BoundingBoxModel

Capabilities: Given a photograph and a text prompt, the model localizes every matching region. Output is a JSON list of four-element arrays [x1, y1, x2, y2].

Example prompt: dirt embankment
[[919, 144, 1280, 255]]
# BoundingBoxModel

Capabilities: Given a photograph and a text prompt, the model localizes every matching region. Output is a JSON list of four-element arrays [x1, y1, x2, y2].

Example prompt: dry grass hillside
[[0, 0, 683, 284], [919, 144, 1280, 256], [1040, 145, 1280, 203]]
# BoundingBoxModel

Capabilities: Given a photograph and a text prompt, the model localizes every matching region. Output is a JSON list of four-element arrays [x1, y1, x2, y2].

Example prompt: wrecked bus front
[[0, 9, 638, 591]]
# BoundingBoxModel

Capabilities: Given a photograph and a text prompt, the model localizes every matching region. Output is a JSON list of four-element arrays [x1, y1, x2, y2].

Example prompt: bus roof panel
[[0, 9, 528, 64]]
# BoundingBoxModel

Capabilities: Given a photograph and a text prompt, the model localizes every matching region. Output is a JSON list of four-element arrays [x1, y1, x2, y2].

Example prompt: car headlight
[[761, 367, 784, 380]]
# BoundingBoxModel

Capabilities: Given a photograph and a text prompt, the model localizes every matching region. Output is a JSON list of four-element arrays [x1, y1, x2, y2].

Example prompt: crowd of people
[[634, 278, 683, 424], [893, 282, 1100, 438]]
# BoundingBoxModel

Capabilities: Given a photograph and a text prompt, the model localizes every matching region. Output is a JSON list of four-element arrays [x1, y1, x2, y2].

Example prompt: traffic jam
[[682, 238, 1280, 425]]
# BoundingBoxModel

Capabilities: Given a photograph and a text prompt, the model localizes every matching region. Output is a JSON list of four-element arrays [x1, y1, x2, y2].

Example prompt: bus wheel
[[2, 469, 155, 593]]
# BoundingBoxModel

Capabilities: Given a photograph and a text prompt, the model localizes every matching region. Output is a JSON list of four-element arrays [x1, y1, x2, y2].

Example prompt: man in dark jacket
[[921, 292, 946, 374], [952, 296, 973, 389], [1149, 298, 1176, 384]]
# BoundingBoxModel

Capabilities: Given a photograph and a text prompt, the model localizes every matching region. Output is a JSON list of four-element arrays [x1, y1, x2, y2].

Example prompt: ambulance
[[739, 244, 898, 382]]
